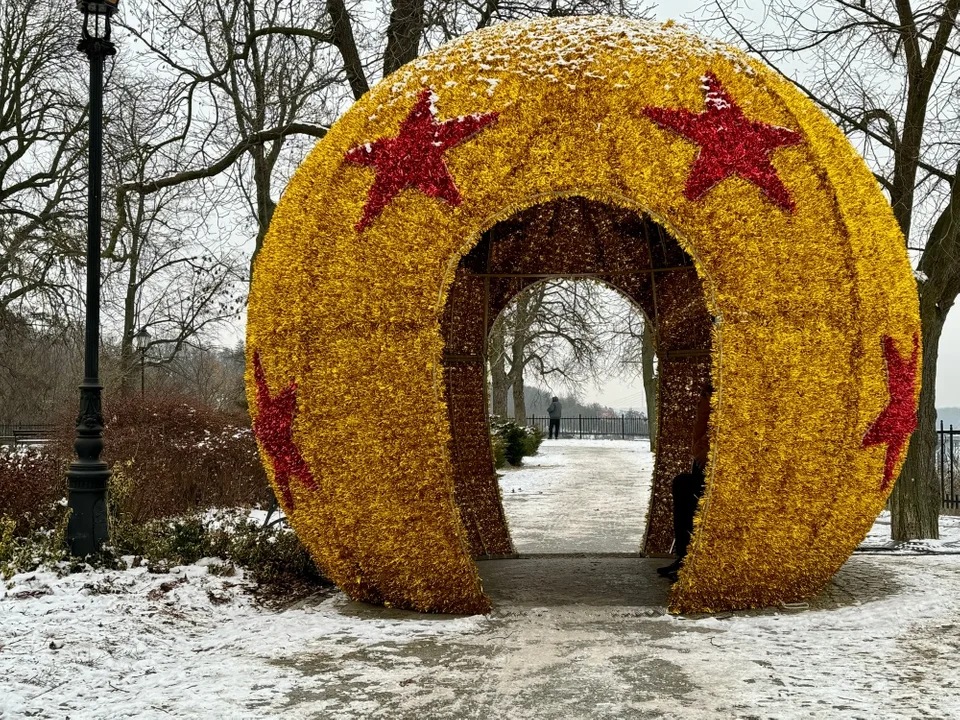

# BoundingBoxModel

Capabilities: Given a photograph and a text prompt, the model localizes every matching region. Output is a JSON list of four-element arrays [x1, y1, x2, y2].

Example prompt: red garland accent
[[345, 89, 498, 231], [252, 351, 318, 509], [862, 333, 920, 490], [642, 72, 802, 212]]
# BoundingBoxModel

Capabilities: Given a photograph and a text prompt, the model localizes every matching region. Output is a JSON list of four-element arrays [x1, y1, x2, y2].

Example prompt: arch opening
[[486, 275, 647, 423], [485, 275, 654, 555], [439, 196, 714, 560]]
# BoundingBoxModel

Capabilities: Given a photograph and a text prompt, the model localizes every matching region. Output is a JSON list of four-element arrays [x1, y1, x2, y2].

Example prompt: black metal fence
[[524, 415, 650, 439], [0, 423, 57, 446], [941, 423, 959, 510]]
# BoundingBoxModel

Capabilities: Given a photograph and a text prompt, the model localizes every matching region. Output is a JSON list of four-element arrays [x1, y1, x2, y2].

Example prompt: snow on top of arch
[[387, 16, 755, 101]]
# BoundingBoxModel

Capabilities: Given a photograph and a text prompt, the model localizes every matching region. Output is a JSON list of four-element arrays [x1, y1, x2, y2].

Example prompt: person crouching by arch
[[547, 396, 562, 440], [658, 381, 712, 582]]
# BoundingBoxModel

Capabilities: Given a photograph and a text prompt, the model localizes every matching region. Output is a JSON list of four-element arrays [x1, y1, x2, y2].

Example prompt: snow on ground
[[0, 562, 486, 718], [3, 440, 960, 718], [498, 438, 654, 553], [862, 510, 960, 551]]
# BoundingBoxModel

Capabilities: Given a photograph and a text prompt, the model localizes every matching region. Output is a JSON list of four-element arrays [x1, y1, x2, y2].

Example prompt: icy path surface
[[498, 438, 654, 553], [4, 441, 960, 718]]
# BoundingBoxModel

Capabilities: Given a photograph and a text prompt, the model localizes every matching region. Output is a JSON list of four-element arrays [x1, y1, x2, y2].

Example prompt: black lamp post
[[67, 0, 119, 557], [133, 327, 150, 396]]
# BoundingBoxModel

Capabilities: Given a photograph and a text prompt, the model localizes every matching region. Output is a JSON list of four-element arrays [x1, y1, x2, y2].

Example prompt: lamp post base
[[66, 381, 111, 557], [66, 464, 110, 556]]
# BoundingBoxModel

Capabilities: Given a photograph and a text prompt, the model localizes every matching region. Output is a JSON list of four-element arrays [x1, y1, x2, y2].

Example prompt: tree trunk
[[119, 339, 136, 396], [327, 0, 370, 101], [511, 372, 526, 424], [119, 230, 141, 396], [640, 320, 657, 452], [488, 322, 509, 418], [383, 0, 425, 77], [891, 292, 946, 540], [249, 149, 277, 280], [892, 157, 960, 539], [508, 291, 535, 424]]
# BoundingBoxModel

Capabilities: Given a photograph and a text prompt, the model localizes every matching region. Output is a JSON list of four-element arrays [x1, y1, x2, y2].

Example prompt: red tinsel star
[[345, 89, 498, 231], [643, 72, 802, 212], [862, 333, 920, 490], [252, 351, 317, 509]]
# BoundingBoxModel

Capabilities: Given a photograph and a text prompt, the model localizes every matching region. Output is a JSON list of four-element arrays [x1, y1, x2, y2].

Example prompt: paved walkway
[[498, 439, 654, 553], [276, 554, 952, 719]]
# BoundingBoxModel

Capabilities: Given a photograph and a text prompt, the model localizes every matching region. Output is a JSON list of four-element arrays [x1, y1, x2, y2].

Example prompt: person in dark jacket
[[658, 382, 712, 582], [546, 396, 562, 439]]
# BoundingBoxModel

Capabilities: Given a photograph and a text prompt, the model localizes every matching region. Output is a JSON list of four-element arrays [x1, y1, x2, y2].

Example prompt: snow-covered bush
[[491, 433, 507, 469], [490, 421, 544, 467], [1, 393, 272, 536], [99, 393, 271, 522], [521, 425, 545, 457], [0, 445, 65, 536], [0, 509, 71, 581], [110, 509, 328, 603]]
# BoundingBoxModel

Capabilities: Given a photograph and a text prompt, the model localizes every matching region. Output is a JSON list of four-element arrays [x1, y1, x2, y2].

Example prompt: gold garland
[[246, 16, 920, 614]]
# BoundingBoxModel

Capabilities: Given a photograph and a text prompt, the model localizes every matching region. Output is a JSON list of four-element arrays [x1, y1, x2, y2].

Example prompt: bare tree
[[606, 299, 657, 449], [152, 344, 246, 409], [120, 0, 337, 271], [101, 70, 245, 395], [422, 0, 652, 46], [639, 321, 656, 447], [0, 314, 83, 424], [701, 0, 960, 539], [118, 0, 655, 269], [488, 319, 510, 417], [491, 279, 609, 423], [0, 1, 87, 323]]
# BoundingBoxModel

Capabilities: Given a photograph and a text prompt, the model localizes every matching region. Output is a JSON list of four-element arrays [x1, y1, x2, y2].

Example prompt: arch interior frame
[[437, 194, 716, 561]]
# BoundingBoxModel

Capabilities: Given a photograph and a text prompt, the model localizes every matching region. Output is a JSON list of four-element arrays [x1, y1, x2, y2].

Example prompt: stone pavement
[[275, 553, 929, 719]]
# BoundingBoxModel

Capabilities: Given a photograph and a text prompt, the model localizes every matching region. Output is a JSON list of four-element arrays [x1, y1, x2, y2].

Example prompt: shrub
[[106, 509, 329, 604], [0, 393, 328, 602], [500, 422, 527, 465], [0, 505, 329, 604], [0, 392, 272, 534], [0, 508, 71, 581], [521, 425, 545, 457], [0, 446, 66, 535], [491, 434, 507, 469], [490, 421, 543, 466], [98, 392, 272, 523]]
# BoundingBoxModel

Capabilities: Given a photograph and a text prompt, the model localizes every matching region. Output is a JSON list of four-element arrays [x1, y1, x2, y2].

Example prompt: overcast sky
[[579, 2, 959, 410]]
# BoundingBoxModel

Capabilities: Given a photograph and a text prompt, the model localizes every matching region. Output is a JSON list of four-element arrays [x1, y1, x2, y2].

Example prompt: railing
[[0, 423, 57, 447], [524, 415, 649, 439], [941, 423, 959, 510]]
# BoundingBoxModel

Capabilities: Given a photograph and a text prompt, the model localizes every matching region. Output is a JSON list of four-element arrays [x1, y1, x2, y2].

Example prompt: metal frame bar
[[470, 265, 696, 279]]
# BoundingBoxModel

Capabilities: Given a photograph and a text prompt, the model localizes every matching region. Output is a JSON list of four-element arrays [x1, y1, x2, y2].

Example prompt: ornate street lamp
[[133, 327, 150, 396], [67, 0, 119, 556]]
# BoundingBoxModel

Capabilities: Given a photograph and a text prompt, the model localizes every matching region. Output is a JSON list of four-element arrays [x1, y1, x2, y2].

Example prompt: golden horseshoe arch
[[246, 16, 920, 614]]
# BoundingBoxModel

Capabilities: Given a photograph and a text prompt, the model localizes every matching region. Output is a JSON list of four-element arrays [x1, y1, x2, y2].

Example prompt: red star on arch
[[863, 333, 920, 491], [345, 89, 498, 231], [642, 73, 802, 212], [252, 351, 318, 509]]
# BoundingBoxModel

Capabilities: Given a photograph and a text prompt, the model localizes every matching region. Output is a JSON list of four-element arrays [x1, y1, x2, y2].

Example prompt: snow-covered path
[[4, 441, 960, 718], [498, 439, 654, 553]]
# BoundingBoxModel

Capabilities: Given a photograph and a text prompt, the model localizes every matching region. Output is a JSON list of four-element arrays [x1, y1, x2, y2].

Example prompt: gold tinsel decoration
[[246, 16, 921, 614]]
